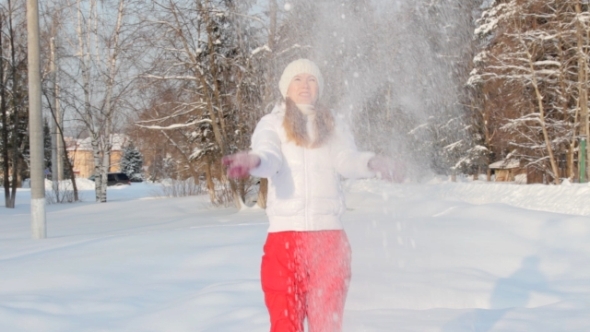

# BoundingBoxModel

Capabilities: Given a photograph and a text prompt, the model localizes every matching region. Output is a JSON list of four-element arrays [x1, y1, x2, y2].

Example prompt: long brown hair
[[283, 97, 334, 148]]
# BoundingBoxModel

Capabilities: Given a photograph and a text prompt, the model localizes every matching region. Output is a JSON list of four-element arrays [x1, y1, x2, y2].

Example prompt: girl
[[223, 59, 401, 332]]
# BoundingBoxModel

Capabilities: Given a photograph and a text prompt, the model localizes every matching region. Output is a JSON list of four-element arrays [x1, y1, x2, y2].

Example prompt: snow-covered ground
[[1, 178, 589, 331]]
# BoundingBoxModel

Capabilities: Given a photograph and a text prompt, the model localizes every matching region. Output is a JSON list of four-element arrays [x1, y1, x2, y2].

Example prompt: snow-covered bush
[[154, 178, 204, 198]]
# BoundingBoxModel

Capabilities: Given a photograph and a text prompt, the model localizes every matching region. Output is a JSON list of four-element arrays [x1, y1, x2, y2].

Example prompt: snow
[[472, 145, 489, 152], [1, 179, 589, 331], [138, 119, 212, 131], [473, 51, 487, 65], [467, 69, 483, 87], [489, 159, 520, 169], [251, 44, 272, 56], [475, 3, 517, 37]]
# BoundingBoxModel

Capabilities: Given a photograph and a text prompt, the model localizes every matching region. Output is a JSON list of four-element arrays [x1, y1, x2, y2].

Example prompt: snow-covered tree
[[470, 0, 589, 183], [135, 0, 265, 206], [120, 142, 143, 181]]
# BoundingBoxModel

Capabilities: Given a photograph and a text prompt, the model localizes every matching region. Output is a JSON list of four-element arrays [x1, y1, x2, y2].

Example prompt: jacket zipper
[[303, 147, 309, 230]]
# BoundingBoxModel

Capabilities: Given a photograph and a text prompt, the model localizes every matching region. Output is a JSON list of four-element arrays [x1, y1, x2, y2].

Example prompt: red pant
[[261, 230, 351, 332]]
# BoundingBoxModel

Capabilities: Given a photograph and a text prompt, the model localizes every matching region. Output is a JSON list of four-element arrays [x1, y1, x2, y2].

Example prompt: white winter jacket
[[249, 103, 375, 233]]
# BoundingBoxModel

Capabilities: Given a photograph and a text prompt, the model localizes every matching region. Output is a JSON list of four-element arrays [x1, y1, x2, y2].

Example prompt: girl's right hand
[[222, 152, 261, 179], [368, 155, 405, 182]]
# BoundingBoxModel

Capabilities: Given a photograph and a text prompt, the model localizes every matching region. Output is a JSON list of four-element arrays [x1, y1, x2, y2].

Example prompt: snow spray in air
[[282, 0, 479, 178]]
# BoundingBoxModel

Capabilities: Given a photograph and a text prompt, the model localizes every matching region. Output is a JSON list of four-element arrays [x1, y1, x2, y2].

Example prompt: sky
[[1, 177, 589, 331]]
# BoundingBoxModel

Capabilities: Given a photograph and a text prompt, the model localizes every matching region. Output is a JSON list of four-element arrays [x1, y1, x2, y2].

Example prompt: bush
[[153, 178, 204, 198], [45, 180, 78, 204]]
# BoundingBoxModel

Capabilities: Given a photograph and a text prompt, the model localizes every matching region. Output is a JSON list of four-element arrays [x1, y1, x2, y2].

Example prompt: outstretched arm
[[223, 115, 283, 179], [331, 121, 375, 179], [332, 120, 405, 182], [222, 152, 261, 179], [367, 155, 405, 182]]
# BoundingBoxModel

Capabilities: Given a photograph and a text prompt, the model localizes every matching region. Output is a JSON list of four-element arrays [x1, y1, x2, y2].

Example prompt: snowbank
[[0, 180, 588, 331], [353, 178, 590, 216]]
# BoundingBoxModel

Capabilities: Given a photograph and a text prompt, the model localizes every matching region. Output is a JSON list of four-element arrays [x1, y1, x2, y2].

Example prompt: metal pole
[[580, 136, 587, 183], [27, 0, 46, 239]]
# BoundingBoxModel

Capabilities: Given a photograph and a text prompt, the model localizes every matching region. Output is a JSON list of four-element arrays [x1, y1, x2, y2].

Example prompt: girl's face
[[286, 73, 319, 105]]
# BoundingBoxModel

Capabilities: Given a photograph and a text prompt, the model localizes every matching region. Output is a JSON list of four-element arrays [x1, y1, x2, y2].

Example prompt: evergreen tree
[[43, 118, 52, 178], [120, 142, 143, 181]]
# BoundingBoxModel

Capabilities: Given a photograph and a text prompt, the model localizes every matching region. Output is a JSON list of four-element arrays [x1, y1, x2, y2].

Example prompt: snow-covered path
[[1, 180, 589, 331]]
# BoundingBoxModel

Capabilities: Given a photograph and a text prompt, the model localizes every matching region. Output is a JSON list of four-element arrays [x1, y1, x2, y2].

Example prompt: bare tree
[[36, 0, 81, 203], [57, 0, 140, 202], [138, 0, 265, 207]]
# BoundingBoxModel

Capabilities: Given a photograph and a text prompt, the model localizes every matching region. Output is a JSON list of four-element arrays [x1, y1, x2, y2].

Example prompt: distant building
[[488, 159, 526, 183], [66, 134, 129, 178]]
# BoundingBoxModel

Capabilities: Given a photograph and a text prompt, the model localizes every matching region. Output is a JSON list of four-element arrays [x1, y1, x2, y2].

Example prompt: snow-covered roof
[[489, 158, 520, 169], [66, 134, 129, 151]]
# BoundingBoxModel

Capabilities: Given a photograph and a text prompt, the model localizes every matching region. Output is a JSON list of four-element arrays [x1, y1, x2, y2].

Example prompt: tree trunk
[[229, 179, 244, 209], [567, 143, 575, 181], [532, 82, 560, 184], [92, 137, 107, 202], [50, 36, 60, 197], [0, 14, 10, 207], [101, 133, 112, 203], [201, 0, 227, 140], [44, 74, 79, 202], [204, 154, 216, 203], [60, 133, 78, 202], [8, 0, 19, 208], [557, 34, 576, 181], [525, 45, 560, 184]]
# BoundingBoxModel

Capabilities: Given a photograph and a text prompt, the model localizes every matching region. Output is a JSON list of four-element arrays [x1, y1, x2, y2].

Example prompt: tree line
[[2, 0, 589, 209]]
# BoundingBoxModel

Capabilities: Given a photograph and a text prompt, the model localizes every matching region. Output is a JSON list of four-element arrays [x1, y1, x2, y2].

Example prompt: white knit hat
[[278, 59, 324, 99]]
